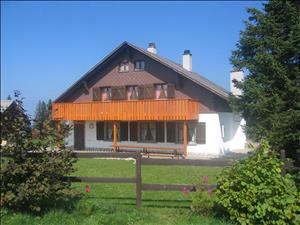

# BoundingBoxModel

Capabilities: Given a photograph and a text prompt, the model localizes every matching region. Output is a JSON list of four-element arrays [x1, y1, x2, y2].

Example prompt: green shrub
[[191, 188, 215, 216], [215, 141, 300, 225], [0, 92, 77, 213], [191, 176, 216, 216]]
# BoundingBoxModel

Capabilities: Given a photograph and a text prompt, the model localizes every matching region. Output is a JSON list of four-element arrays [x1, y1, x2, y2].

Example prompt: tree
[[7, 95, 12, 100], [33, 99, 54, 131], [1, 92, 77, 213], [230, 0, 300, 164]]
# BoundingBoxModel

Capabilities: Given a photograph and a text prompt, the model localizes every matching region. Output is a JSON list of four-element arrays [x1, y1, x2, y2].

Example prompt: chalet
[[52, 42, 246, 157]]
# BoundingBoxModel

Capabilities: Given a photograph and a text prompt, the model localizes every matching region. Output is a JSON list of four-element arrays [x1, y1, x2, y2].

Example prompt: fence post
[[280, 149, 286, 176], [136, 153, 142, 208]]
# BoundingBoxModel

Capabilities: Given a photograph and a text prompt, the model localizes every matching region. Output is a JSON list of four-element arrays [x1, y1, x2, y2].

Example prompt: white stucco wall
[[84, 121, 113, 149], [67, 115, 247, 156], [187, 113, 247, 156], [65, 120, 74, 147]]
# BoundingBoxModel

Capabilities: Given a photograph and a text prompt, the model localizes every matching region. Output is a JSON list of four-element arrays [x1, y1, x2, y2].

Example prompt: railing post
[[183, 121, 187, 158], [136, 153, 142, 208], [113, 121, 117, 152], [280, 149, 286, 176]]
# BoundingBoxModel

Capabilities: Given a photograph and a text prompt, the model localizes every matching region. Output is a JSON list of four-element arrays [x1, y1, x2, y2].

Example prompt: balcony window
[[101, 87, 112, 101], [119, 60, 129, 72], [155, 84, 168, 99], [127, 86, 139, 100], [134, 60, 145, 71]]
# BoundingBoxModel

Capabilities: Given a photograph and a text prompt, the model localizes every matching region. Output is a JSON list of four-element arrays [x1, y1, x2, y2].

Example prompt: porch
[[53, 99, 201, 157]]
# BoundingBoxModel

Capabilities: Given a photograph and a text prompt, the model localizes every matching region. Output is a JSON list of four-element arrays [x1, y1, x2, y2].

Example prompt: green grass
[[1, 158, 231, 225]]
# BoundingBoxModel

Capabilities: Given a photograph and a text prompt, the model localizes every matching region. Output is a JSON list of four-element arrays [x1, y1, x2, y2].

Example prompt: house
[[52, 42, 246, 157]]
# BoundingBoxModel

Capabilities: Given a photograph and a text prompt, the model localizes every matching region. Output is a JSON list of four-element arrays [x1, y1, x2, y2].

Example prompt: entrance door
[[74, 122, 85, 150]]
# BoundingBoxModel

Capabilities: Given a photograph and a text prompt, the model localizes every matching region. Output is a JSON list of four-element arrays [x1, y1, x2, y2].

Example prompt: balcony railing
[[52, 99, 200, 121]]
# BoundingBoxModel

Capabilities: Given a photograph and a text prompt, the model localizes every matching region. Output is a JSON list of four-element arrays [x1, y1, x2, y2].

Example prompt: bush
[[0, 92, 77, 213], [215, 141, 300, 225], [191, 176, 215, 216]]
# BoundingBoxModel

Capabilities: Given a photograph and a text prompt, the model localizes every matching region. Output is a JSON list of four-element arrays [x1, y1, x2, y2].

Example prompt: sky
[[1, 1, 264, 116]]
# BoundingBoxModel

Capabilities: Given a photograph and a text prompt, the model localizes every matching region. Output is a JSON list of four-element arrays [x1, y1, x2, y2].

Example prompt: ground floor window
[[188, 122, 206, 144], [95, 121, 205, 144], [140, 122, 156, 142]]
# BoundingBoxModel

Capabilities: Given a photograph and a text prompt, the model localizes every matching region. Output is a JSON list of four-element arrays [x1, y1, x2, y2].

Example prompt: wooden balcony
[[52, 99, 200, 121]]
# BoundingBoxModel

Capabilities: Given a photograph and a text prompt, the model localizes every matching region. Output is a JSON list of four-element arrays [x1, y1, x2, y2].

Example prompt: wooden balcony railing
[[52, 99, 200, 121]]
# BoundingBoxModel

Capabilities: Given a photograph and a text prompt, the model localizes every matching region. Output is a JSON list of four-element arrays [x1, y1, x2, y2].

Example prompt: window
[[134, 60, 145, 71], [101, 87, 112, 101], [93, 87, 101, 101], [188, 122, 206, 144], [140, 122, 156, 142], [96, 122, 104, 140], [154, 83, 175, 99], [127, 86, 139, 100], [119, 61, 129, 72], [155, 84, 168, 99], [111, 86, 126, 100]]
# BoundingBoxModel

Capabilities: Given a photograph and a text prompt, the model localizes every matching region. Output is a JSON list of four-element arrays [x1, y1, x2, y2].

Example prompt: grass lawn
[[2, 158, 231, 225]]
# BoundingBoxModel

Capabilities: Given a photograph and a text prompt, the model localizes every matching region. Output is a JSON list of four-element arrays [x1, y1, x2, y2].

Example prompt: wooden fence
[[2, 150, 295, 208], [67, 152, 233, 207]]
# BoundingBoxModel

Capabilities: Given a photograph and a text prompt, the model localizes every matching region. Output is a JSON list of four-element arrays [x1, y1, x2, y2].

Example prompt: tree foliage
[[33, 100, 52, 131], [0, 92, 77, 213], [230, 0, 300, 163], [215, 141, 300, 225]]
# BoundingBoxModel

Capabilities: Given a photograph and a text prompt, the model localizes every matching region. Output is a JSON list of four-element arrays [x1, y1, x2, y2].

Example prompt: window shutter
[[196, 122, 206, 144], [112, 86, 126, 100], [143, 84, 154, 99], [138, 85, 144, 99], [96, 122, 104, 140], [93, 87, 101, 101], [167, 83, 175, 98]]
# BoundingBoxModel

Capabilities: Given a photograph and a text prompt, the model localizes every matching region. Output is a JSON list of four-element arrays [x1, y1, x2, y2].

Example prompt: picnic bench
[[114, 144, 184, 159]]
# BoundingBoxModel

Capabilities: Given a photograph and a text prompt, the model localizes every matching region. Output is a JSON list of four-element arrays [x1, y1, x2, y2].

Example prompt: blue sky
[[1, 1, 263, 116]]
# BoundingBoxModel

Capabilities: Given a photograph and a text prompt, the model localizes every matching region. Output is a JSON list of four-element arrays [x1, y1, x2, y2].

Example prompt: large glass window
[[140, 122, 156, 142], [101, 87, 112, 101], [155, 84, 168, 99], [127, 86, 139, 100]]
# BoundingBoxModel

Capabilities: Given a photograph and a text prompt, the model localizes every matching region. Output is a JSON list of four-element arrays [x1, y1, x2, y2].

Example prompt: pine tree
[[33, 100, 48, 131], [230, 0, 300, 163]]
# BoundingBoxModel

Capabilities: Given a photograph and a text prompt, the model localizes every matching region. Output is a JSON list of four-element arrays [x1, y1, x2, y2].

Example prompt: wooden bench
[[114, 145, 184, 159]]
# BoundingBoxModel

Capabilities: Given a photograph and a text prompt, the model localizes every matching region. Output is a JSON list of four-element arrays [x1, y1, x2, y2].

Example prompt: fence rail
[[2, 150, 295, 208]]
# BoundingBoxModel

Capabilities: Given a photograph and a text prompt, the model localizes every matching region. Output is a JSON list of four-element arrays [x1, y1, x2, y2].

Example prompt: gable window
[[127, 86, 139, 100], [101, 87, 112, 101], [119, 60, 129, 72], [134, 60, 145, 71]]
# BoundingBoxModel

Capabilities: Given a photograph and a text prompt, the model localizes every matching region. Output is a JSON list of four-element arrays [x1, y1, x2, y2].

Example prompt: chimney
[[183, 50, 192, 71], [230, 69, 244, 96], [147, 43, 157, 54]]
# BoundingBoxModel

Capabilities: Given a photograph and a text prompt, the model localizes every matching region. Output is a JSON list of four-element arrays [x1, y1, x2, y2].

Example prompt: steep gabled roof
[[55, 41, 229, 102]]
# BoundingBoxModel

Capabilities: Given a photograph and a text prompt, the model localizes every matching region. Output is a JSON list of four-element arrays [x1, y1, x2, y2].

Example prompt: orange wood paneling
[[52, 99, 200, 121]]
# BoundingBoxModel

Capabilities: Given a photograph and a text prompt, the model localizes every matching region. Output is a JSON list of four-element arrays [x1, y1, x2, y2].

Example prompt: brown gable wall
[[62, 49, 231, 113]]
